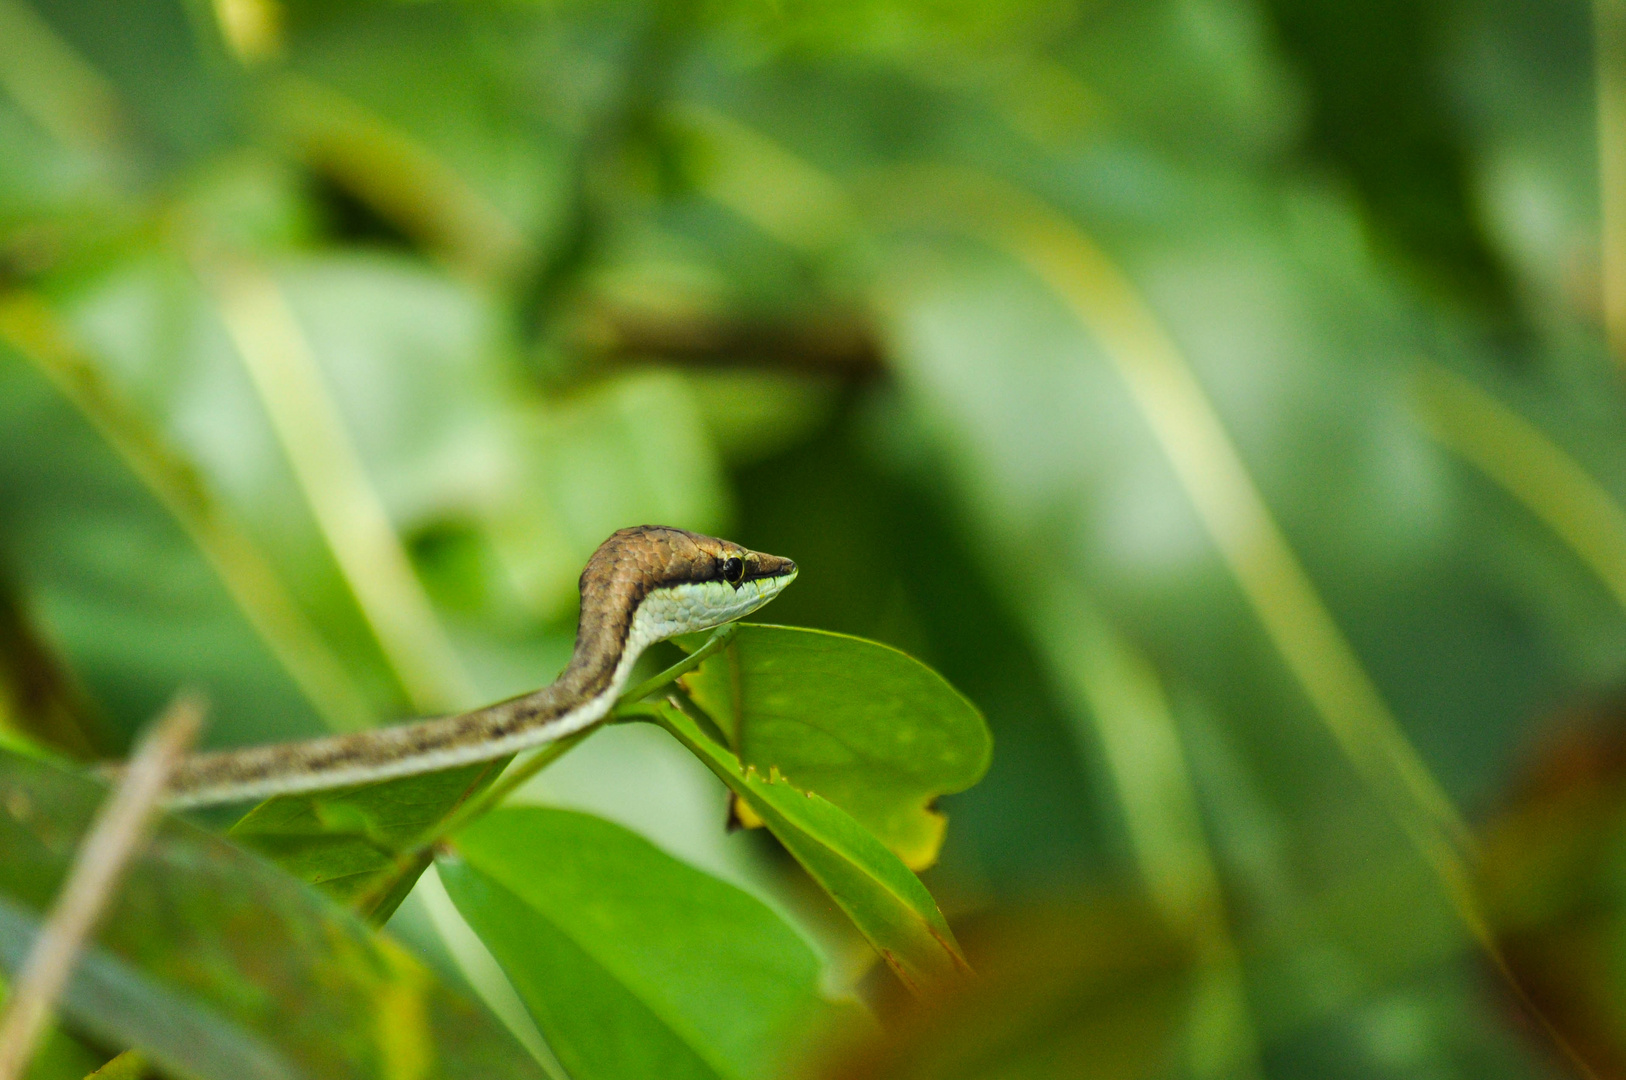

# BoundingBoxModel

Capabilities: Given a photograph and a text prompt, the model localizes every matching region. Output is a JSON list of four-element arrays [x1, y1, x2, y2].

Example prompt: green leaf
[[678, 624, 991, 870], [230, 759, 507, 923], [651, 702, 968, 993], [0, 968, 103, 1080], [0, 748, 544, 1080], [438, 806, 865, 1080]]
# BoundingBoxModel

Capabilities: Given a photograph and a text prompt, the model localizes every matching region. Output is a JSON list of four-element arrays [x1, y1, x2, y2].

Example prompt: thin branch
[[576, 306, 883, 380], [617, 623, 737, 706], [0, 694, 205, 1080], [441, 623, 742, 838], [429, 731, 592, 849], [433, 622, 739, 842]]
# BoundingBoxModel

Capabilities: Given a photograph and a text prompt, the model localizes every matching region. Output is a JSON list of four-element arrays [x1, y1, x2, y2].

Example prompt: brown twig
[[576, 305, 884, 380], [0, 693, 205, 1080]]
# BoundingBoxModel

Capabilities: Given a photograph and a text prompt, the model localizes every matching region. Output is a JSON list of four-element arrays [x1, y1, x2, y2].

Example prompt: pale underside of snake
[[128, 526, 798, 808]]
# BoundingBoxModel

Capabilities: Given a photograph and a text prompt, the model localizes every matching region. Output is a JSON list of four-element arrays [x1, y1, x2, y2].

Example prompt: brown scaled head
[[582, 525, 798, 597]]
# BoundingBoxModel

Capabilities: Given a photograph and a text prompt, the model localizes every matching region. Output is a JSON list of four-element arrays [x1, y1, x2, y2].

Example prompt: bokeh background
[[1, 0, 1623, 1076]]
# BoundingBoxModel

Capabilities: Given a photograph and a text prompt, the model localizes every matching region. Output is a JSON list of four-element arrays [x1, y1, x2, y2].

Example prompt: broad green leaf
[[438, 806, 865, 1080], [652, 702, 967, 993], [230, 758, 506, 923], [0, 748, 544, 1080], [679, 623, 991, 869]]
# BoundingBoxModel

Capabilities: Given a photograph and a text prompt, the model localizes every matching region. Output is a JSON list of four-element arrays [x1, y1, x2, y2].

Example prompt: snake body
[[151, 526, 797, 807]]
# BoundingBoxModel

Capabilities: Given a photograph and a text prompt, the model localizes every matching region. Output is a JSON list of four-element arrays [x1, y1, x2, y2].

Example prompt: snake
[[147, 526, 797, 808]]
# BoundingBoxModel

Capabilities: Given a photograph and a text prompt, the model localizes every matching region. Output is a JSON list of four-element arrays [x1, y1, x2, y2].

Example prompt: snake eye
[[721, 556, 744, 585]]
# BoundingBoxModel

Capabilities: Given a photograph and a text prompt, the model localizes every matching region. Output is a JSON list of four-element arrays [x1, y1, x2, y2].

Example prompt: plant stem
[[617, 623, 737, 705], [426, 732, 591, 847]]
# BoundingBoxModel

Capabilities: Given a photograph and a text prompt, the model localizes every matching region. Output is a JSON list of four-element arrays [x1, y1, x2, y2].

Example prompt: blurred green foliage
[[0, 749, 542, 1079], [1, 0, 1626, 1076]]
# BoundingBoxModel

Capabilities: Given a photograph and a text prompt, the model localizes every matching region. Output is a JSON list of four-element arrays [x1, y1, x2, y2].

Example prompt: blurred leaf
[[678, 624, 991, 869], [0, 748, 544, 1080], [651, 701, 967, 993], [0, 571, 105, 758], [82, 1050, 147, 1079], [263, 74, 533, 279], [683, 369, 845, 469], [24, 1036, 101, 1080], [872, 163, 1588, 832], [21, 0, 244, 162], [0, 0, 124, 160], [816, 903, 1191, 1080], [1445, 0, 1596, 326], [439, 805, 866, 1080], [206, 258, 479, 713], [59, 247, 520, 712], [230, 759, 506, 924], [275, 0, 576, 264], [1263, 0, 1516, 312], [491, 370, 730, 619], [0, 0, 131, 274], [0, 303, 335, 749], [1413, 361, 1626, 611], [888, 168, 1472, 859]]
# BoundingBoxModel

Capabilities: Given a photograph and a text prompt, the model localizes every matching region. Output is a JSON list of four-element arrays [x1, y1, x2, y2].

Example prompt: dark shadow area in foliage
[[0, 570, 108, 758], [730, 398, 1115, 899], [1262, 0, 1522, 323], [308, 171, 423, 256], [815, 902, 1191, 1080]]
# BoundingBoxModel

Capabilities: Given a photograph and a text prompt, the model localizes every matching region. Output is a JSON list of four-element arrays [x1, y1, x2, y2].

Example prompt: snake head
[[585, 526, 799, 643]]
